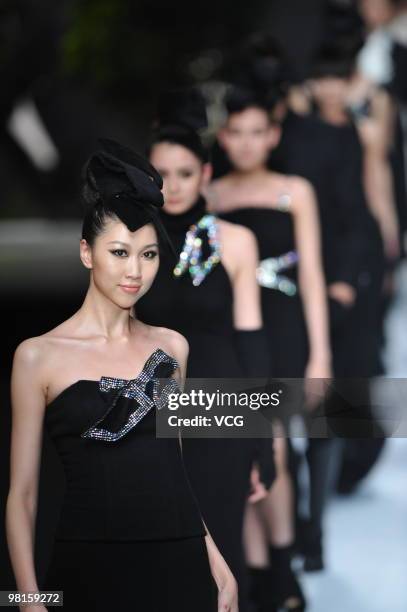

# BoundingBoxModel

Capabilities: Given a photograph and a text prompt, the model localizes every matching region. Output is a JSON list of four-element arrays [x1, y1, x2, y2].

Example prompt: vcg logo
[[214, 415, 244, 427]]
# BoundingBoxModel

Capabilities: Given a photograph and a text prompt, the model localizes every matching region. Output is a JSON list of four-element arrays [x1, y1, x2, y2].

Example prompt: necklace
[[173, 214, 221, 286]]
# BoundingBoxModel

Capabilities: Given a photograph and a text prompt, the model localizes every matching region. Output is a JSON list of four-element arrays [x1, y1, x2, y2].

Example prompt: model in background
[[209, 62, 332, 610], [137, 89, 275, 612]]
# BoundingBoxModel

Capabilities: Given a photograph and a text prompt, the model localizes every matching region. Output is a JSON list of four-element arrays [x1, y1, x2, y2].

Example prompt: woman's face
[[150, 142, 211, 215], [218, 107, 279, 172], [80, 218, 160, 309], [358, 0, 396, 29], [310, 76, 349, 111]]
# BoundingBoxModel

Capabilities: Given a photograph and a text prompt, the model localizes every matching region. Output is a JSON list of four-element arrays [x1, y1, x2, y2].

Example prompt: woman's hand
[[204, 531, 239, 611], [247, 465, 268, 504], [216, 567, 239, 612], [304, 358, 332, 411], [328, 282, 356, 308]]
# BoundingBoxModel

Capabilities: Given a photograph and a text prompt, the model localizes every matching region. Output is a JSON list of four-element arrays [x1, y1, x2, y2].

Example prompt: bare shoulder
[[13, 316, 81, 373], [286, 175, 317, 214], [218, 219, 257, 250], [207, 176, 233, 211], [13, 336, 47, 368], [217, 220, 258, 278], [210, 175, 231, 191], [143, 324, 189, 365]]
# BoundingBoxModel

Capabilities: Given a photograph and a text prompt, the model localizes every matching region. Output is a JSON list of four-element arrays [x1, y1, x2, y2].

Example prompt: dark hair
[[80, 139, 174, 254], [81, 190, 171, 252], [224, 85, 282, 119], [309, 41, 357, 80], [149, 124, 208, 164], [149, 88, 209, 163], [224, 34, 289, 119]]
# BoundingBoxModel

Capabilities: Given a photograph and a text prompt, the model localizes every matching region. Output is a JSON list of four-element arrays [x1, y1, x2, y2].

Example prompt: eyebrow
[[107, 241, 159, 248]]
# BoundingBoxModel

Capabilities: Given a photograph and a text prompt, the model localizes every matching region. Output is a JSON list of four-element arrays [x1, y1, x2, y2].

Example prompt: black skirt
[[42, 535, 217, 611]]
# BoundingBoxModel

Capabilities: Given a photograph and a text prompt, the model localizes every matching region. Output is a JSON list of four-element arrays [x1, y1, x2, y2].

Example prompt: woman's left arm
[[222, 222, 274, 498], [167, 330, 239, 611], [204, 523, 239, 612], [292, 178, 332, 378]]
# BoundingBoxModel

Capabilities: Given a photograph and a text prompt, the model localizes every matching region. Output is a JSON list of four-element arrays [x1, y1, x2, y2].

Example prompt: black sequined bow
[[80, 348, 180, 442]]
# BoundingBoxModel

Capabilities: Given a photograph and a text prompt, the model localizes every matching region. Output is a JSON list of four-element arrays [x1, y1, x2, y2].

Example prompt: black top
[[272, 111, 383, 288], [219, 205, 308, 377], [43, 348, 205, 541], [137, 197, 243, 378]]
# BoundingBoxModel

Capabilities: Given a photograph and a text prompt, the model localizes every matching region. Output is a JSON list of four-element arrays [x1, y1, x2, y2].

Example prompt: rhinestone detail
[[256, 250, 299, 296], [276, 193, 292, 212], [80, 348, 180, 442], [173, 214, 221, 286]]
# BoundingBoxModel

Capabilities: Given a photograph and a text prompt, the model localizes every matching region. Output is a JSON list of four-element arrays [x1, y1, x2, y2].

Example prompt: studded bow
[[256, 250, 299, 296], [80, 348, 180, 442]]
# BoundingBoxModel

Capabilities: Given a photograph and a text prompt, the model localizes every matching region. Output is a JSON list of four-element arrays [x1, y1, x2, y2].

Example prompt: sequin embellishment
[[173, 214, 221, 286], [257, 250, 299, 296], [80, 348, 180, 442], [276, 193, 292, 212]]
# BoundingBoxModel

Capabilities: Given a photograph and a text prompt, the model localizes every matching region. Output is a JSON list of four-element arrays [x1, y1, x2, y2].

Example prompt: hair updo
[[80, 138, 173, 253], [148, 88, 209, 164]]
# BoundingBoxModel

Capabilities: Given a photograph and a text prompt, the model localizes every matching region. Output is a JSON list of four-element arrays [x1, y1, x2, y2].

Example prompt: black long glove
[[234, 328, 276, 490]]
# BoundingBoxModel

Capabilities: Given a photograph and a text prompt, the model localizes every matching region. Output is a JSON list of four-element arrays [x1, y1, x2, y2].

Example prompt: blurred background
[[1, 0, 407, 610]]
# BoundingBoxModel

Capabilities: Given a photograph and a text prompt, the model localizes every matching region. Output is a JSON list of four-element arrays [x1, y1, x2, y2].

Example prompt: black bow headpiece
[[83, 138, 165, 232]]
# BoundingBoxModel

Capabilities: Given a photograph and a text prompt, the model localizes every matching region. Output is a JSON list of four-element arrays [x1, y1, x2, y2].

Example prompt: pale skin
[[209, 107, 332, 379], [149, 141, 269, 504], [6, 219, 238, 612], [207, 107, 332, 609]]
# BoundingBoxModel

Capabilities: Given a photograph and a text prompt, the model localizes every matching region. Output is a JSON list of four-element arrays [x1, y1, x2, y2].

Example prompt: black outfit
[[42, 348, 217, 611], [216, 203, 309, 605], [272, 110, 385, 377], [137, 197, 274, 612], [272, 111, 386, 562], [218, 205, 308, 378]]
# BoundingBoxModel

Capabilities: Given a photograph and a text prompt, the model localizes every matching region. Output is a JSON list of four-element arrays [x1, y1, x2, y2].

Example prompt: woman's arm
[[204, 524, 239, 612], [166, 329, 239, 610], [5, 339, 48, 611], [291, 178, 332, 378], [220, 222, 262, 330], [221, 222, 274, 499], [356, 90, 400, 260]]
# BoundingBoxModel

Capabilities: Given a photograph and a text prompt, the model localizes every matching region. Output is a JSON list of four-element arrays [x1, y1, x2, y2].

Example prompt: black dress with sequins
[[136, 196, 263, 612], [219, 204, 308, 377], [41, 348, 217, 612]]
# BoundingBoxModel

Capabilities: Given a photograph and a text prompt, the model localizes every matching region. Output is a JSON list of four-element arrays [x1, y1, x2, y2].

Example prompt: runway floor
[[301, 261, 407, 612], [302, 438, 407, 612]]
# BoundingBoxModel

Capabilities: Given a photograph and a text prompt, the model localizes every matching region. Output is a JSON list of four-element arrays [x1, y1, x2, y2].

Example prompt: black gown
[[41, 348, 217, 612], [271, 112, 386, 556], [136, 197, 262, 612], [218, 203, 308, 378], [217, 198, 334, 567], [271, 110, 385, 377]]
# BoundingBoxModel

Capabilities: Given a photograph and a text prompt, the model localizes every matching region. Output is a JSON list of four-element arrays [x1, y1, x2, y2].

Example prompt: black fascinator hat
[[150, 88, 209, 163], [81, 138, 173, 252]]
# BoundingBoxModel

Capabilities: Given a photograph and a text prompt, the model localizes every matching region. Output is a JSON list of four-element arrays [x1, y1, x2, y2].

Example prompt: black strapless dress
[[136, 197, 259, 612], [41, 348, 217, 612], [219, 206, 308, 377]]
